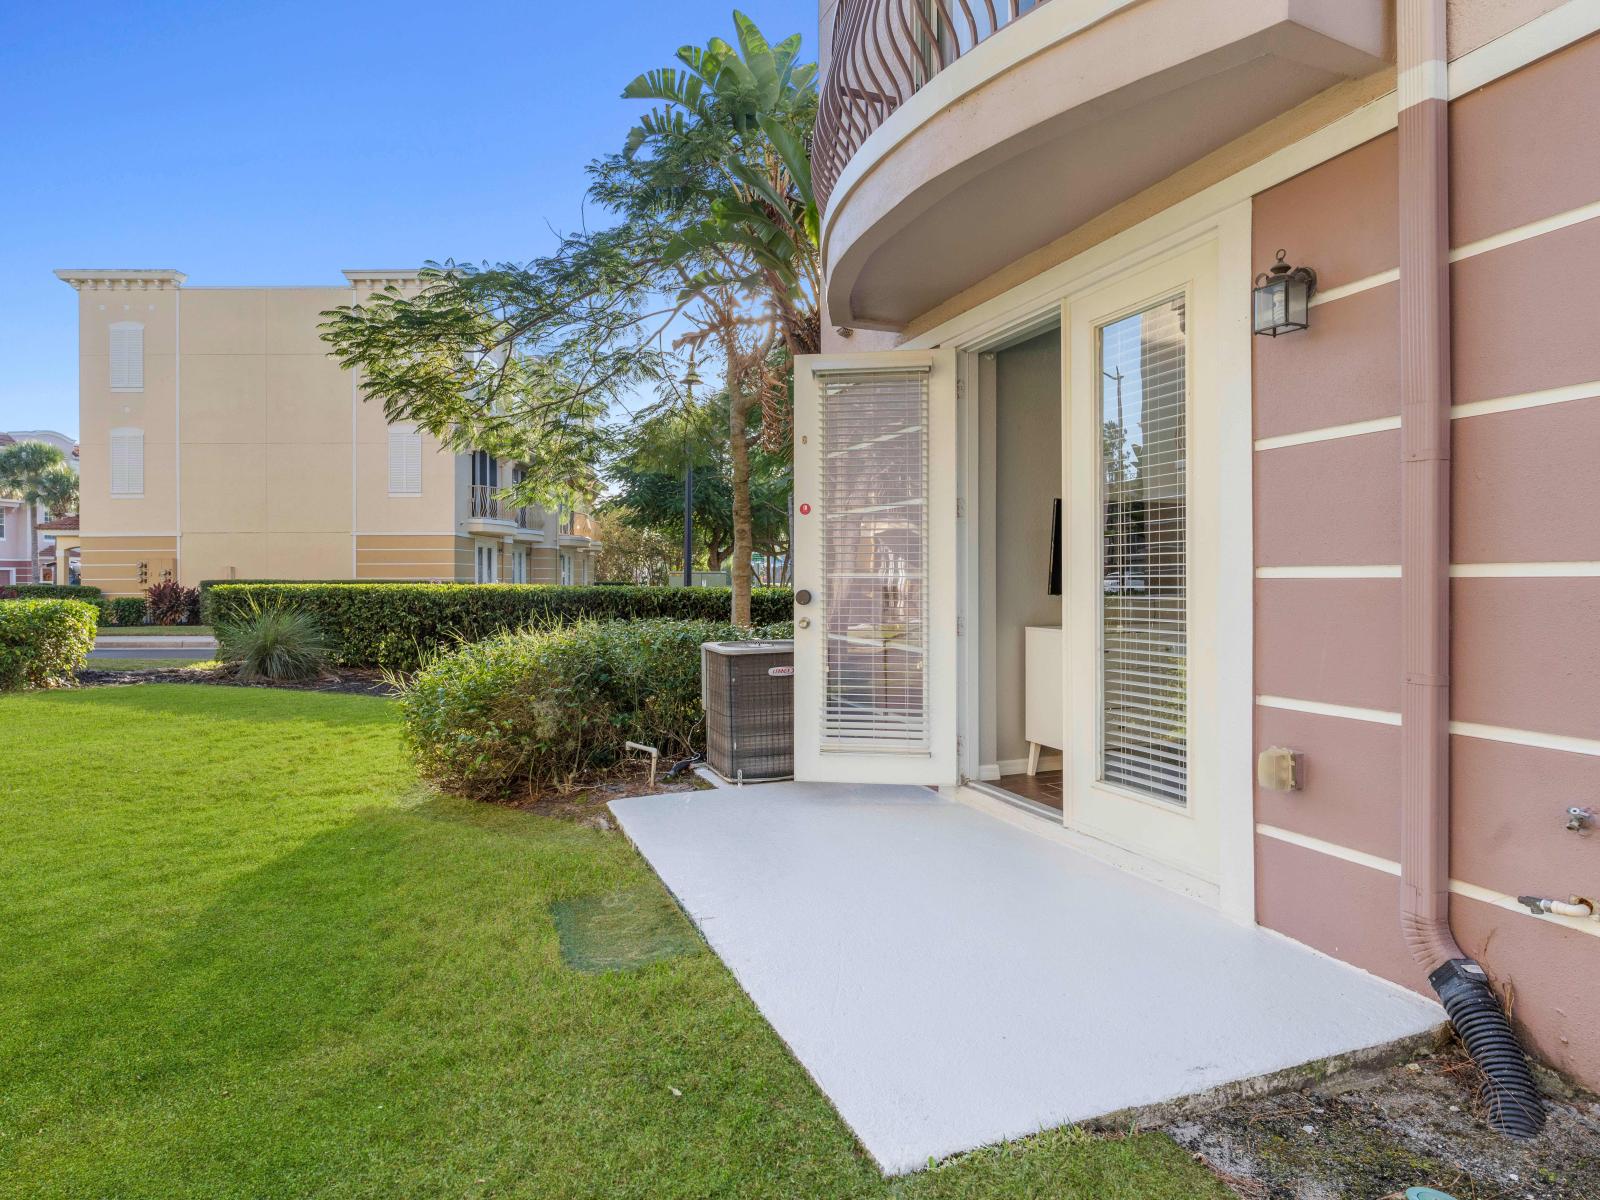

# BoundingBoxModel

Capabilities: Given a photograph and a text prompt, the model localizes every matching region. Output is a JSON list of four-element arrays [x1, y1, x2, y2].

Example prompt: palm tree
[[0, 441, 73, 585], [623, 13, 819, 623], [624, 11, 820, 355]]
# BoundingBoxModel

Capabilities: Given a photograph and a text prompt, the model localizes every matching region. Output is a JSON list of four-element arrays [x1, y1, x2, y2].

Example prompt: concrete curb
[[95, 636, 218, 650]]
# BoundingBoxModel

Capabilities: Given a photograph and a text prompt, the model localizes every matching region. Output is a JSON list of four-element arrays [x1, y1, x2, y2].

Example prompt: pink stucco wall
[[1252, 32, 1600, 1087]]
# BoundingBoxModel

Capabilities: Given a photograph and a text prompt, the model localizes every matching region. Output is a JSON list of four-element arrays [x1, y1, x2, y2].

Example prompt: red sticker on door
[[799, 503, 811, 515]]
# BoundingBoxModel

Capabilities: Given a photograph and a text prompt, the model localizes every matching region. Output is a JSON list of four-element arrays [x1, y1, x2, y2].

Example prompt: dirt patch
[[1166, 1046, 1600, 1199], [74, 665, 397, 697], [500, 758, 712, 830]]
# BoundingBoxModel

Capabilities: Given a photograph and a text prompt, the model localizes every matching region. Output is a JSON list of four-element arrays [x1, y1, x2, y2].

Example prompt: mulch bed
[[1165, 1045, 1600, 1199], [500, 757, 712, 830], [74, 665, 397, 697]]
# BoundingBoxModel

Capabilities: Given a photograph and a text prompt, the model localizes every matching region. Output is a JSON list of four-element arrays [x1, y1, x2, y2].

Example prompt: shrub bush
[[145, 580, 200, 625], [400, 617, 790, 797], [0, 599, 98, 690], [0, 583, 103, 602], [204, 583, 793, 670], [101, 596, 149, 626], [97, 597, 145, 626], [215, 600, 329, 682]]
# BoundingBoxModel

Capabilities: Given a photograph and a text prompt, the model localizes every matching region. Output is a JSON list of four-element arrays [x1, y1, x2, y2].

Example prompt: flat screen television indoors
[[1048, 498, 1062, 596]]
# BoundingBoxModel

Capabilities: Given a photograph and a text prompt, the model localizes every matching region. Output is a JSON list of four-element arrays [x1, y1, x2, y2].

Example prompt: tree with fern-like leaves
[[320, 12, 817, 625]]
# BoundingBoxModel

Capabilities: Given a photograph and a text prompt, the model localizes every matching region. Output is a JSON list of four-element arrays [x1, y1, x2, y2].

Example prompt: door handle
[[795, 589, 813, 605]]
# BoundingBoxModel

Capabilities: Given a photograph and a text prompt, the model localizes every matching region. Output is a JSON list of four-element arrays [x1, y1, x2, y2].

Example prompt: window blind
[[109, 322, 144, 391], [109, 427, 145, 497], [816, 368, 930, 752], [1098, 297, 1187, 805], [388, 426, 422, 495]]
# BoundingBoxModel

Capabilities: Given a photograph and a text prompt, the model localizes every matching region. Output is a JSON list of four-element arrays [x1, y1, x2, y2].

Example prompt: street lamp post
[[681, 357, 702, 589]]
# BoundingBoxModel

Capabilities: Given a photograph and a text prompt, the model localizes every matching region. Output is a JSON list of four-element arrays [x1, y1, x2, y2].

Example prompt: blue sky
[[0, 0, 811, 438]]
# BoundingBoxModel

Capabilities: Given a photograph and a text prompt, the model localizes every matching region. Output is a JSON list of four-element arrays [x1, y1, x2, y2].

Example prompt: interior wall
[[990, 329, 1063, 770]]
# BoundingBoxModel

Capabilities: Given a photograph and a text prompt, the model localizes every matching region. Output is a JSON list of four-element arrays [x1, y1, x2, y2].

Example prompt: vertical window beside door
[[1098, 297, 1187, 805], [109, 322, 144, 391], [110, 428, 145, 497]]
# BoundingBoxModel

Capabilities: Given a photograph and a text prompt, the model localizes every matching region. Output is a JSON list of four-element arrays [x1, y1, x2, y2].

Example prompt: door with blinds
[[1063, 246, 1219, 885], [792, 349, 959, 785]]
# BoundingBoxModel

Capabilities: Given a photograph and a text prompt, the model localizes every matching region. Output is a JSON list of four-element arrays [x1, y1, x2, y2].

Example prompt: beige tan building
[[56, 269, 597, 597]]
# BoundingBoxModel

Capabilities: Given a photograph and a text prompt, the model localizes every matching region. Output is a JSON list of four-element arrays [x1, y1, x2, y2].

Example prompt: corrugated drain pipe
[[1397, 0, 1544, 1137]]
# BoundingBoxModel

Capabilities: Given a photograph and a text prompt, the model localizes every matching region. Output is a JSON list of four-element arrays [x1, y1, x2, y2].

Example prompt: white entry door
[[1062, 244, 1219, 885], [792, 349, 960, 785]]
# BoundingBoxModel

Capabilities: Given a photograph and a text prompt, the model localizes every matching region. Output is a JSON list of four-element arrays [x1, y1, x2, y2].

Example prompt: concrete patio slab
[[610, 782, 1443, 1174]]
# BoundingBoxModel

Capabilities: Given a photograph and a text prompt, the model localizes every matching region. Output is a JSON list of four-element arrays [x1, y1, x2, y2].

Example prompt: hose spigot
[[1567, 806, 1595, 833]]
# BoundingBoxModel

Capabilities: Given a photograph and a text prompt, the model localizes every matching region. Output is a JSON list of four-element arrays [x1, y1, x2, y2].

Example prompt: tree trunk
[[27, 504, 38, 586], [728, 387, 756, 626]]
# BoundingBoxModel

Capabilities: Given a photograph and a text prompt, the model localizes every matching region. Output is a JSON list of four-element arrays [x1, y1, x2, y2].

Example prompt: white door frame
[[943, 205, 1255, 922], [1061, 242, 1217, 887]]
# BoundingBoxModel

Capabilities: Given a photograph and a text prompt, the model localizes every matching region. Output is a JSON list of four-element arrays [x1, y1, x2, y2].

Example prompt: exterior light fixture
[[1252, 249, 1317, 337]]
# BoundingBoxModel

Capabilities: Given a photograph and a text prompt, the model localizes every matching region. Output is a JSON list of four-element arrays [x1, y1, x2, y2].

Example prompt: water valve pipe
[[1517, 895, 1595, 919]]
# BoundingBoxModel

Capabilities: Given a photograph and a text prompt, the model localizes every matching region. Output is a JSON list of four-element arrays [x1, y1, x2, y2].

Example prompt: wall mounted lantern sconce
[[1252, 249, 1317, 337]]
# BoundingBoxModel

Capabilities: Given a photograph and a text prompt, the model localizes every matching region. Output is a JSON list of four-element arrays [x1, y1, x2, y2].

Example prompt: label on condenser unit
[[767, 666, 794, 677]]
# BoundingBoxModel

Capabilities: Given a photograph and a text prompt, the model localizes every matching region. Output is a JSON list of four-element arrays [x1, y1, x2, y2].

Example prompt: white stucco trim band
[[1255, 381, 1600, 452], [1256, 823, 1600, 938]]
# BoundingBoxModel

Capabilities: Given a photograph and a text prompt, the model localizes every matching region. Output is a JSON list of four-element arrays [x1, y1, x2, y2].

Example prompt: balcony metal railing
[[469, 484, 500, 521], [815, 0, 1051, 208]]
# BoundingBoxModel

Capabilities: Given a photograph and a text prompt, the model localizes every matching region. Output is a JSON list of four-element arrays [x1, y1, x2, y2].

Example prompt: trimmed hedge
[[197, 578, 428, 593], [0, 599, 98, 690], [203, 583, 793, 670], [0, 583, 103, 602], [401, 617, 792, 797], [100, 597, 149, 626]]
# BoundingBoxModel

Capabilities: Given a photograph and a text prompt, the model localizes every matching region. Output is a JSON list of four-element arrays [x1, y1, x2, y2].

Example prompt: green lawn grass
[[0, 686, 1228, 1200]]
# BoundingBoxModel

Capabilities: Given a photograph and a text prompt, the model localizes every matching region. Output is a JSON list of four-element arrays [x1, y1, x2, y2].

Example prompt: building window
[[470, 450, 498, 488], [110, 427, 145, 497], [109, 322, 144, 392], [475, 542, 501, 584], [560, 552, 573, 586], [387, 426, 422, 495], [1097, 296, 1188, 806]]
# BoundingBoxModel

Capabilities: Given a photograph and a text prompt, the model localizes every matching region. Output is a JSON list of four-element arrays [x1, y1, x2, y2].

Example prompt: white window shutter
[[109, 428, 144, 497], [109, 322, 144, 391], [388, 426, 422, 495]]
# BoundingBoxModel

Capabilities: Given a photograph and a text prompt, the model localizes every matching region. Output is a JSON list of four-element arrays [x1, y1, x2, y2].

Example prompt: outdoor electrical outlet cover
[[1257, 746, 1301, 792], [549, 887, 701, 974]]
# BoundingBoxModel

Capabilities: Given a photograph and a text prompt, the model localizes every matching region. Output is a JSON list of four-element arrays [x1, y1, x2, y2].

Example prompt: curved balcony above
[[818, 0, 1390, 330]]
